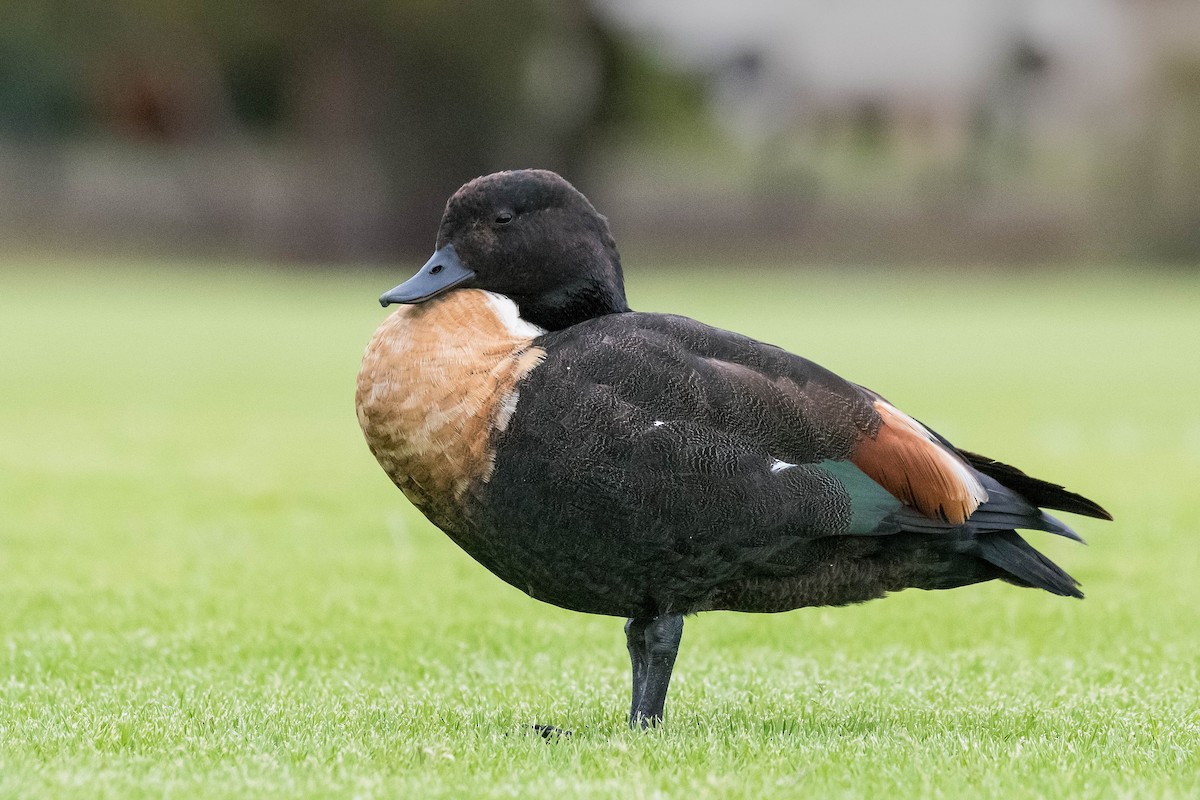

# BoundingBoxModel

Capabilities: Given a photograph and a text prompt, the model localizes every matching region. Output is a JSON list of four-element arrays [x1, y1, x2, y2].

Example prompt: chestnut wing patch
[[851, 400, 988, 524]]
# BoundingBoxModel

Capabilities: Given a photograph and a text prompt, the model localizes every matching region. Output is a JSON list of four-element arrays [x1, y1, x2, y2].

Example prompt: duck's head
[[380, 169, 629, 331]]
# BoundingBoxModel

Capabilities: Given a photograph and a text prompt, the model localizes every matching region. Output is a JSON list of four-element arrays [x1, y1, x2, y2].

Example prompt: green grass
[[1, 256, 1197, 798]]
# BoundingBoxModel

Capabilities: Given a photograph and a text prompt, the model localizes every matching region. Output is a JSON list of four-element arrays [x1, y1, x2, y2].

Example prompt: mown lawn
[[1, 256, 1197, 798]]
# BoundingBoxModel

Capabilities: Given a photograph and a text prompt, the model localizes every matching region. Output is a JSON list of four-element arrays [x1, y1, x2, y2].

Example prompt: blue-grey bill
[[379, 244, 475, 306]]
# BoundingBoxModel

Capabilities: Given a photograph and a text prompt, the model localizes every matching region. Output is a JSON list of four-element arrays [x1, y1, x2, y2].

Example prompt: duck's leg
[[624, 618, 649, 722], [625, 614, 684, 728]]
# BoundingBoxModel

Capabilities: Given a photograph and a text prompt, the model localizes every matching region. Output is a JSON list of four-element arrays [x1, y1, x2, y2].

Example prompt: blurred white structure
[[592, 0, 1200, 260], [594, 0, 1174, 149]]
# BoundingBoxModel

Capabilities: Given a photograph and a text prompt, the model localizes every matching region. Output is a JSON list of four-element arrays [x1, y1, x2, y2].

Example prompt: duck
[[355, 169, 1110, 730]]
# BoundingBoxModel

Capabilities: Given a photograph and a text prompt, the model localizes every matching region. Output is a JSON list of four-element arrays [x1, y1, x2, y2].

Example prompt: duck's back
[[471, 312, 1008, 617]]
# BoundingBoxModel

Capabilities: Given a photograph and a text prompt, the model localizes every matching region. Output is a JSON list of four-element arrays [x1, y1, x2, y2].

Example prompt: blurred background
[[3, 6, 1199, 793], [3, 0, 1199, 266]]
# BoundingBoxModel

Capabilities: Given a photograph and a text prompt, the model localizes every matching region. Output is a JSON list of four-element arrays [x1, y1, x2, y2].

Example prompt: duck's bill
[[379, 245, 476, 306]]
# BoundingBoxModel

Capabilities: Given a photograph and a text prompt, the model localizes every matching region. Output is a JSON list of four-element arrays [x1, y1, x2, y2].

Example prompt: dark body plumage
[[460, 311, 1095, 617], [357, 169, 1110, 728]]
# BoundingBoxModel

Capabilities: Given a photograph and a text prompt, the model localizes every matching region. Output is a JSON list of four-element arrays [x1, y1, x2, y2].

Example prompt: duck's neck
[[513, 278, 631, 332]]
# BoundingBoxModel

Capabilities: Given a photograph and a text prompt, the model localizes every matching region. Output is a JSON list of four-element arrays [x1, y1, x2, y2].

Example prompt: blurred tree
[[0, 0, 700, 258]]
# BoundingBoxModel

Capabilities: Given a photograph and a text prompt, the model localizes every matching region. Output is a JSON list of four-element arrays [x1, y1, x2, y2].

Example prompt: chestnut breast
[[355, 289, 546, 529]]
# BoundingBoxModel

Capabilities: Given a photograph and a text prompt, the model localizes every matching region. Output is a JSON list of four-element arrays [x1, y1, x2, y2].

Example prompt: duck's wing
[[524, 311, 1107, 537]]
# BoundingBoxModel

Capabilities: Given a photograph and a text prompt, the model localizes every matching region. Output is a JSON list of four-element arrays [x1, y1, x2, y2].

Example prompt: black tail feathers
[[959, 450, 1112, 521], [976, 530, 1084, 598]]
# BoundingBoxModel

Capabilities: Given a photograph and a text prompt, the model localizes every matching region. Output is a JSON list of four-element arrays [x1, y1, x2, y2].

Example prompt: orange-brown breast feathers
[[851, 400, 988, 524], [355, 290, 546, 526]]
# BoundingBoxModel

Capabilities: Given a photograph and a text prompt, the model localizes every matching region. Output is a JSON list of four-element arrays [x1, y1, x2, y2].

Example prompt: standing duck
[[355, 169, 1109, 729]]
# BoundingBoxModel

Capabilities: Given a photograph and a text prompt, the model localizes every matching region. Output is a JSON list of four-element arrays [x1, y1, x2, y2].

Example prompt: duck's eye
[[495, 212, 513, 225]]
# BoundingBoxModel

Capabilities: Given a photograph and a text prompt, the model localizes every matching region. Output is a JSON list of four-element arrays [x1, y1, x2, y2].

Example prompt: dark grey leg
[[626, 614, 684, 728], [625, 617, 650, 723]]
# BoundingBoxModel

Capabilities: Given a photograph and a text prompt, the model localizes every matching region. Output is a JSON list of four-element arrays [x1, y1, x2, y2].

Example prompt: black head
[[380, 170, 630, 331]]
